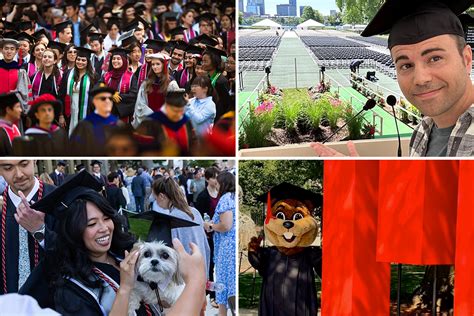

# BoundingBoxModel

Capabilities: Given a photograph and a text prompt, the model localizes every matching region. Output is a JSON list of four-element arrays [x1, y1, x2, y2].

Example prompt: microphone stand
[[322, 99, 376, 144], [387, 95, 402, 157]]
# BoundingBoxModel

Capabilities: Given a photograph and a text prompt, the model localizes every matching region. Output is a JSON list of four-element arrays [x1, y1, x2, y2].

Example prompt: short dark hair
[[0, 104, 15, 117], [107, 171, 119, 182], [165, 91, 187, 107], [452, 35, 466, 57], [191, 75, 213, 97], [204, 167, 219, 180]]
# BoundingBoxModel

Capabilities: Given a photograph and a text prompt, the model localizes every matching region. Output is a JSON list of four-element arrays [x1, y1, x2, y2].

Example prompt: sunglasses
[[97, 96, 113, 101]]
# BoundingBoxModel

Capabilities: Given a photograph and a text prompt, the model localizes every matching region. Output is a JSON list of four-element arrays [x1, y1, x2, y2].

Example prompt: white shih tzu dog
[[128, 241, 185, 316]]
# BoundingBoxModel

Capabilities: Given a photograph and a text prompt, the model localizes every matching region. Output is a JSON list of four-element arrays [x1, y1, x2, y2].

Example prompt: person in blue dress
[[203, 172, 236, 316]]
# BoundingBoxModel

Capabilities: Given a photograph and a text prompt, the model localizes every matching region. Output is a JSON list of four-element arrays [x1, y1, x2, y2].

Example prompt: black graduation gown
[[248, 246, 322, 316], [100, 74, 139, 119], [175, 69, 194, 93], [136, 112, 197, 155], [11, 129, 68, 156], [213, 74, 232, 122], [0, 129, 13, 156], [21, 259, 156, 315], [0, 183, 56, 294], [105, 185, 126, 211]]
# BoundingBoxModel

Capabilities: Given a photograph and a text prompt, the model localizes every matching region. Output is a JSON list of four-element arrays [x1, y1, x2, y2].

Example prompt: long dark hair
[[153, 177, 194, 219], [61, 44, 76, 71], [47, 191, 136, 311], [217, 172, 235, 198], [73, 54, 96, 83]]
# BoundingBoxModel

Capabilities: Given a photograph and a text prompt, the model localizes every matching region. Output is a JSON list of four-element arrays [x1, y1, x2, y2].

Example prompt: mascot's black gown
[[249, 246, 322, 316]]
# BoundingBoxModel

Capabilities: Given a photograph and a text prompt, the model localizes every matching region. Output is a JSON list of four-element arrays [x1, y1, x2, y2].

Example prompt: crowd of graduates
[[0, 0, 235, 156]]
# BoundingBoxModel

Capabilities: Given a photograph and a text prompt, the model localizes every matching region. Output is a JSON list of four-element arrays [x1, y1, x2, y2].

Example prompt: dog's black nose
[[283, 221, 294, 229], [151, 259, 159, 266]]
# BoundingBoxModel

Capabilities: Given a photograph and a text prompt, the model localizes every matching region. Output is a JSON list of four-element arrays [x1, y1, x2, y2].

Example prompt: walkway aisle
[[269, 31, 320, 89]]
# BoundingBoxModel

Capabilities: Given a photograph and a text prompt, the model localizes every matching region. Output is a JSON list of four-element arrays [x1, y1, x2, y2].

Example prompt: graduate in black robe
[[249, 246, 322, 316], [136, 89, 197, 155], [69, 79, 121, 155], [0, 176, 56, 295]]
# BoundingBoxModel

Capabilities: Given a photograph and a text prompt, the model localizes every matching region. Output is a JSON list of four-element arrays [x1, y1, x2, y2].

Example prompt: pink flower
[[255, 100, 275, 114]]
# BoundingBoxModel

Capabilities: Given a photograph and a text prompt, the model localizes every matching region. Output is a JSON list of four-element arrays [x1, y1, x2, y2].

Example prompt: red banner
[[322, 161, 390, 316], [454, 161, 474, 315], [376, 161, 459, 264]]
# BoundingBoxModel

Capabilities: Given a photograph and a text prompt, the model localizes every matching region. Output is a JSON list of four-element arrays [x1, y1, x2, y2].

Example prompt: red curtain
[[454, 161, 474, 315], [322, 161, 390, 316], [376, 161, 459, 265]]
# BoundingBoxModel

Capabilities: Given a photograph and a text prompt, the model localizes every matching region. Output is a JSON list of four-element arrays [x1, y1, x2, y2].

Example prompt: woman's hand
[[203, 221, 213, 233], [58, 115, 66, 128], [119, 249, 139, 292]]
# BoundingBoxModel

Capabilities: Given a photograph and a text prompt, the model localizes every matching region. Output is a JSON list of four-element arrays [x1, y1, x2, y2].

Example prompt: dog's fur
[[128, 241, 185, 316]]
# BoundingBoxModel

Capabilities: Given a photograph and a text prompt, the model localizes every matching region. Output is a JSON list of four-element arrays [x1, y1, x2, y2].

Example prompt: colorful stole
[[210, 72, 222, 87], [138, 63, 148, 87], [25, 125, 60, 135], [104, 71, 133, 94], [183, 27, 197, 43], [31, 71, 60, 98], [162, 124, 190, 152], [0, 68, 19, 94], [169, 63, 183, 74], [0, 120, 21, 144], [66, 69, 90, 120], [179, 69, 189, 88], [27, 63, 37, 78], [1, 181, 44, 294]]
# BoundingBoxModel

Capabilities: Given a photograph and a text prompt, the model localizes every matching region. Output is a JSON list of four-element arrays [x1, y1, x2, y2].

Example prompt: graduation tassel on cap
[[265, 191, 272, 224]]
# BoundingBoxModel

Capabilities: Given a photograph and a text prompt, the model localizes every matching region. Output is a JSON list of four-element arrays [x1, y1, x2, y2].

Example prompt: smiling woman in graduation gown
[[101, 48, 138, 123]]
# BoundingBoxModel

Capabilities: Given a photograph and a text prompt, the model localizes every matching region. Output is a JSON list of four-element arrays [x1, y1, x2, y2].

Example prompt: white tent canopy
[[297, 19, 324, 29], [252, 19, 282, 29]]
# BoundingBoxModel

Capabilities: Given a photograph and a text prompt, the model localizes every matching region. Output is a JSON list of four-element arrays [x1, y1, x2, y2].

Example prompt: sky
[[244, 0, 339, 16]]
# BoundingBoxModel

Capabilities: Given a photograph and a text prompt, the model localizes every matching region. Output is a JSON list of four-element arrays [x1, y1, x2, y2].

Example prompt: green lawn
[[239, 264, 425, 309]]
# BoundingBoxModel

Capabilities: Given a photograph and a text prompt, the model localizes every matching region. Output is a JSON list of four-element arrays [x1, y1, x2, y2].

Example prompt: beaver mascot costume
[[248, 182, 322, 316]]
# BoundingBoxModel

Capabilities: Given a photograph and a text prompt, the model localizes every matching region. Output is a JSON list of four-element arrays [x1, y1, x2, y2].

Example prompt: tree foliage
[[239, 160, 324, 221], [336, 0, 384, 24]]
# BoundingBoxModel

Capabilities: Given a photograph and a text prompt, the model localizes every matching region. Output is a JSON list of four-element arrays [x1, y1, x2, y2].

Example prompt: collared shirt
[[409, 104, 474, 157], [8, 177, 39, 207], [72, 18, 81, 47]]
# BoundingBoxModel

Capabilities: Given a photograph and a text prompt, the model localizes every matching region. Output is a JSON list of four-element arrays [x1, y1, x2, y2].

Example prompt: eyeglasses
[[96, 96, 113, 101]]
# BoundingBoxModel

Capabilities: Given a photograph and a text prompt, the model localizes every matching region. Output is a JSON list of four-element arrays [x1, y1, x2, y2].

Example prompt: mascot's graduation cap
[[31, 170, 104, 218], [257, 182, 322, 225], [361, 0, 472, 49], [131, 211, 198, 247]]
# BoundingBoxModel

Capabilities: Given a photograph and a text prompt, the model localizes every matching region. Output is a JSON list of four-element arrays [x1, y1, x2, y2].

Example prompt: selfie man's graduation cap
[[31, 170, 104, 218], [361, 0, 473, 49], [256, 182, 322, 224], [132, 211, 198, 246]]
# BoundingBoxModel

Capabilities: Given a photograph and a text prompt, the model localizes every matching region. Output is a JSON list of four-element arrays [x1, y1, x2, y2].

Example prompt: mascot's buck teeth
[[283, 232, 294, 240]]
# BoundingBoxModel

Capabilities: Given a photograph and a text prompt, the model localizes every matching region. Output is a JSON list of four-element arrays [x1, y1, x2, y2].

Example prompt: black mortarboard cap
[[57, 160, 67, 166], [134, 2, 147, 15], [106, 16, 121, 29], [256, 182, 323, 207], [33, 29, 52, 41], [197, 12, 216, 23], [90, 82, 116, 97], [62, 0, 80, 8], [182, 2, 201, 12], [163, 11, 179, 21], [185, 44, 204, 56], [99, 6, 113, 17], [17, 21, 34, 32], [0, 92, 20, 108], [47, 41, 67, 54], [31, 170, 104, 218], [193, 33, 218, 47], [155, 0, 172, 7], [170, 40, 188, 51], [109, 47, 131, 56], [53, 20, 73, 33], [361, 0, 472, 49], [14, 32, 35, 44], [118, 29, 135, 41], [204, 45, 227, 58], [76, 47, 94, 58], [80, 23, 98, 36], [120, 0, 136, 11], [88, 32, 107, 42], [131, 210, 198, 246], [2, 31, 18, 40], [90, 160, 102, 166], [120, 35, 138, 48], [144, 38, 166, 52], [169, 26, 186, 37]]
